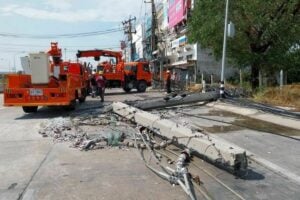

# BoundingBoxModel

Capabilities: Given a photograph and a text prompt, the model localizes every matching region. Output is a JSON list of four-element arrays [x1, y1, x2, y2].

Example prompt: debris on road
[[38, 114, 137, 151]]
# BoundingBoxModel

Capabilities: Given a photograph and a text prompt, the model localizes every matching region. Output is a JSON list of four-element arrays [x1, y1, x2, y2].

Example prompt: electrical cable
[[0, 43, 120, 48], [0, 28, 124, 39]]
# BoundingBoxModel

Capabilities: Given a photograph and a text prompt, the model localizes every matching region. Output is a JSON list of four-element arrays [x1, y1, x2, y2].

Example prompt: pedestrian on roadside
[[96, 71, 106, 102], [90, 71, 97, 98], [166, 70, 171, 94]]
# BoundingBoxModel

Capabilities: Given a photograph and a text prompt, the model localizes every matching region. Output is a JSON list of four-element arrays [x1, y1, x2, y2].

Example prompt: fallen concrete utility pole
[[129, 91, 219, 110], [113, 102, 248, 172]]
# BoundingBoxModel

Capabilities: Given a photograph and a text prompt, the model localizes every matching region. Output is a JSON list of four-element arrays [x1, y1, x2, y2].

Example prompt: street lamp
[[220, 0, 229, 98]]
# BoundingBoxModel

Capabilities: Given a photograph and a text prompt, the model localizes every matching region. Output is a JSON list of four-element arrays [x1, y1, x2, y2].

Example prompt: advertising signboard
[[168, 0, 186, 28], [171, 35, 187, 48]]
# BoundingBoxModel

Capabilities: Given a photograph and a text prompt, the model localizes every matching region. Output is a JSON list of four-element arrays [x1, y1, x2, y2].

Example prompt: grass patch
[[254, 84, 300, 110]]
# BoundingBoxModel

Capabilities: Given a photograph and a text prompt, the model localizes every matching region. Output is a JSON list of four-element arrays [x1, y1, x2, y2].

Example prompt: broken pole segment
[[130, 91, 219, 110], [112, 102, 248, 172]]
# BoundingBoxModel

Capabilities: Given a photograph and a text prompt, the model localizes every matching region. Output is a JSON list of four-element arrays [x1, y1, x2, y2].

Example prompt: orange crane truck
[[4, 42, 89, 113], [76, 50, 152, 93]]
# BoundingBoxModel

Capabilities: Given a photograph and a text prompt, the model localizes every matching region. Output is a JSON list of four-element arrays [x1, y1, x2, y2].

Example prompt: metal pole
[[221, 0, 229, 82], [280, 69, 283, 91], [220, 0, 229, 98], [240, 69, 243, 86], [194, 62, 197, 83], [13, 55, 16, 73], [64, 48, 67, 60], [160, 55, 163, 89]]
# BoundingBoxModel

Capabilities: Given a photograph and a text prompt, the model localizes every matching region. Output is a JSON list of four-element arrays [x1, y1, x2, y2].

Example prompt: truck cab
[[123, 61, 152, 93]]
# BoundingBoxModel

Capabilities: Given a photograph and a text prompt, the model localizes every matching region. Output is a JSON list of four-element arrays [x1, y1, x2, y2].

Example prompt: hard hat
[[98, 71, 104, 75], [92, 71, 96, 75], [166, 70, 170, 73]]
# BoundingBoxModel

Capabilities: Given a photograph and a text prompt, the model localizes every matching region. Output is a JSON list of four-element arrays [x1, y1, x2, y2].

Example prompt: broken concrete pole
[[129, 91, 219, 110], [113, 102, 248, 172]]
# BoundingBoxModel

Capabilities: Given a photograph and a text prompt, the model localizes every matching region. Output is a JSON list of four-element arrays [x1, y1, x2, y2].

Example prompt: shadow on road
[[237, 169, 265, 181], [14, 100, 107, 120], [15, 107, 71, 120], [105, 91, 139, 96]]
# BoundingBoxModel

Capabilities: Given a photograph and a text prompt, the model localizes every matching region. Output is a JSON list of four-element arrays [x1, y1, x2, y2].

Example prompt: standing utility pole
[[221, 0, 229, 82], [220, 0, 229, 98], [145, 0, 157, 54], [122, 16, 136, 61], [151, 0, 157, 53]]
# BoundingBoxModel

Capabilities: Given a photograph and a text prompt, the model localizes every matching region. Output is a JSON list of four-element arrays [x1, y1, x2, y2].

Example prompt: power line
[[0, 43, 120, 48], [0, 45, 121, 53], [0, 28, 124, 39]]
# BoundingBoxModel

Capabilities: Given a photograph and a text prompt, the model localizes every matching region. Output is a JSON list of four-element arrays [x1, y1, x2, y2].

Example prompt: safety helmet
[[98, 71, 104, 75]]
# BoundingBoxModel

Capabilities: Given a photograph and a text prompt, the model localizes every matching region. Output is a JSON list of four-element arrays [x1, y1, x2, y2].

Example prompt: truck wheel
[[78, 89, 86, 103], [123, 87, 132, 93], [78, 96, 86, 103], [22, 106, 38, 113], [123, 82, 133, 93], [137, 81, 147, 93], [64, 100, 76, 111]]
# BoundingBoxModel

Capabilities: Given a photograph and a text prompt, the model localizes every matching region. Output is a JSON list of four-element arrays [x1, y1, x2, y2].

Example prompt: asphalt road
[[0, 90, 300, 200]]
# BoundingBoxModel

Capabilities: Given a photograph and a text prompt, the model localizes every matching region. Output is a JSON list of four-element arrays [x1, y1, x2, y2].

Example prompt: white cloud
[[45, 0, 72, 10], [0, 1, 142, 23]]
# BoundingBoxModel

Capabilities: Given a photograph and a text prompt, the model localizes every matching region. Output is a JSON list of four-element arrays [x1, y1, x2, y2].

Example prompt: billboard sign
[[168, 0, 186, 28], [171, 35, 187, 48]]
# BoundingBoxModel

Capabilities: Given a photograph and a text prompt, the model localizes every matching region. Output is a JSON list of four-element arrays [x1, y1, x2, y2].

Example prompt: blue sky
[[0, 0, 147, 71]]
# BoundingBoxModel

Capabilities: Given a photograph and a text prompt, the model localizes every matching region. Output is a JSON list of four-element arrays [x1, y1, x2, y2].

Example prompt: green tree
[[188, 0, 300, 89]]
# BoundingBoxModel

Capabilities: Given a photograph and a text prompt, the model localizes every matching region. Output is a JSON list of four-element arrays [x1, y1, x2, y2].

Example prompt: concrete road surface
[[1, 89, 300, 200], [1, 90, 189, 200]]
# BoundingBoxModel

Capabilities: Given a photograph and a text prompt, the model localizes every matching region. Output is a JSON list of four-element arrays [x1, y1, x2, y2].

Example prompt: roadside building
[[137, 0, 238, 87]]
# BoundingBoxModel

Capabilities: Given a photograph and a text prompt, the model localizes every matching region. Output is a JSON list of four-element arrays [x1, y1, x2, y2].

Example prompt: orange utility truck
[[4, 43, 89, 113], [77, 50, 152, 92]]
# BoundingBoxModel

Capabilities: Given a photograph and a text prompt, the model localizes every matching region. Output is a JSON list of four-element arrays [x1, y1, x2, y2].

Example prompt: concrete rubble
[[38, 114, 138, 151]]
